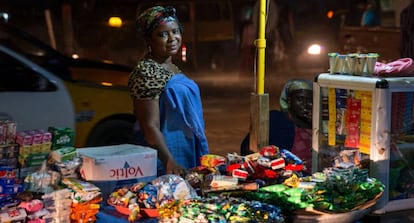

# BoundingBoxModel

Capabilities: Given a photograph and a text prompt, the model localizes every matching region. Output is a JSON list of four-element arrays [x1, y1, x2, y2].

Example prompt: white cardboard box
[[77, 144, 157, 181]]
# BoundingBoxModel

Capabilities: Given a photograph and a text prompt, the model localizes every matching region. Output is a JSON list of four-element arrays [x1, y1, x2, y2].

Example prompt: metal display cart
[[312, 73, 414, 214]]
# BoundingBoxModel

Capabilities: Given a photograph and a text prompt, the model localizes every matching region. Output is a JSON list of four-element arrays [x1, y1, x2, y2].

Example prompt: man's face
[[288, 89, 313, 127]]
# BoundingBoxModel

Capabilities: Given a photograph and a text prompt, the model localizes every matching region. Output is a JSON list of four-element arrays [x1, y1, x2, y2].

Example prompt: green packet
[[259, 184, 289, 193], [48, 127, 75, 150]]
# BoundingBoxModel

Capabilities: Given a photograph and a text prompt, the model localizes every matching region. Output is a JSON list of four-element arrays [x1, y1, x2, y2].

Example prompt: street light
[[108, 16, 122, 28]]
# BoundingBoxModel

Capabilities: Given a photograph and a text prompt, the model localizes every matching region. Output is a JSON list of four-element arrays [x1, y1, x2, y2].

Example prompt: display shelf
[[312, 73, 414, 214]]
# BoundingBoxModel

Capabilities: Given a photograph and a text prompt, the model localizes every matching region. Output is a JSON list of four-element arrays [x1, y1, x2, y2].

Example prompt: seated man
[[240, 79, 313, 172]]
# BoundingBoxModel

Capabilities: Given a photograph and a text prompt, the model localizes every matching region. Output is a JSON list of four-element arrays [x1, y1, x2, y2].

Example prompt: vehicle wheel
[[86, 119, 134, 147]]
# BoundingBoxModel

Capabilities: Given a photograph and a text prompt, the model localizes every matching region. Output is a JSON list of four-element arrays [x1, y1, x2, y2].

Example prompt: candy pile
[[195, 145, 306, 193], [242, 166, 384, 213], [108, 175, 197, 221], [158, 196, 285, 223]]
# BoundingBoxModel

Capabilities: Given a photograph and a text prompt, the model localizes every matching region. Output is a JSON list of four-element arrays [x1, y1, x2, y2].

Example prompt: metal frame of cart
[[312, 73, 414, 214]]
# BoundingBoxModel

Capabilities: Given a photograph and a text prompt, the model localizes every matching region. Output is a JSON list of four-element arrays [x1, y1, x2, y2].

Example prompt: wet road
[[192, 67, 322, 156]]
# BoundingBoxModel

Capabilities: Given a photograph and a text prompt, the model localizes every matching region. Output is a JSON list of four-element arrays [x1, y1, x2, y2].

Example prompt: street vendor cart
[[312, 73, 414, 215]]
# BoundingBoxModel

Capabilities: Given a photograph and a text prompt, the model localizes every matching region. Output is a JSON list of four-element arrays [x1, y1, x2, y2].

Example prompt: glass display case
[[312, 73, 414, 214]]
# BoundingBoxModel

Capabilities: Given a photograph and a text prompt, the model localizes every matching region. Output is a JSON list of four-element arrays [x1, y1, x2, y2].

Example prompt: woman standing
[[129, 6, 209, 176]]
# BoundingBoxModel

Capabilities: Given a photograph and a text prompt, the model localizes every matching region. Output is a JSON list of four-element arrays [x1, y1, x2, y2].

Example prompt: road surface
[[193, 66, 321, 156]]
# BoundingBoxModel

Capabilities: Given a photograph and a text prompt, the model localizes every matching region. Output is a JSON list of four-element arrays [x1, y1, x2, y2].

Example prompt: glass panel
[[389, 91, 414, 201], [317, 86, 373, 171], [0, 50, 56, 92]]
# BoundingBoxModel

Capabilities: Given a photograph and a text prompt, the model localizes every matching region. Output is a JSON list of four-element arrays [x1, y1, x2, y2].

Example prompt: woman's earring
[[147, 45, 152, 53]]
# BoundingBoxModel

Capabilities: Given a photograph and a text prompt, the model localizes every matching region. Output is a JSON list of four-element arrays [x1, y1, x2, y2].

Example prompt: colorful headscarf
[[136, 6, 183, 37], [280, 79, 313, 113]]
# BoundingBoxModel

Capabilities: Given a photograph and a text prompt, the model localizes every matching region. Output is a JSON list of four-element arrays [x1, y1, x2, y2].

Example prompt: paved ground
[[191, 67, 321, 156]]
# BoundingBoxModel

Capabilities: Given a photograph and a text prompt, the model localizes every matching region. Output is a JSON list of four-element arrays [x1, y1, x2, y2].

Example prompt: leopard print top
[[128, 58, 176, 100]]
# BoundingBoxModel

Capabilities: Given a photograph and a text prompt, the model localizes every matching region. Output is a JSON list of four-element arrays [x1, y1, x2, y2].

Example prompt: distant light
[[327, 10, 334, 19], [308, 44, 321, 55], [0, 12, 9, 22], [108, 17, 122, 28], [72, 54, 79, 59], [101, 82, 113, 87], [181, 45, 187, 62]]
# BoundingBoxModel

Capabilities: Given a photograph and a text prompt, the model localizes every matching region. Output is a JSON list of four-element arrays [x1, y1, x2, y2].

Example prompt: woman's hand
[[166, 159, 187, 177]]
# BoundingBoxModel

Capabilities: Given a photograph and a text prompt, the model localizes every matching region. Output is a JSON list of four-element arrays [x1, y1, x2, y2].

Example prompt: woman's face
[[148, 21, 182, 59]]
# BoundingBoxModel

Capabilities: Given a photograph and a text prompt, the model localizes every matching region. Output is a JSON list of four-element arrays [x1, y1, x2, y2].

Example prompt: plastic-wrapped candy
[[129, 182, 146, 193], [260, 145, 279, 158], [18, 199, 43, 213], [137, 184, 158, 209], [280, 149, 303, 164], [185, 168, 206, 191], [53, 157, 82, 178], [227, 153, 243, 164], [200, 154, 226, 168], [152, 175, 198, 207], [24, 161, 60, 194]]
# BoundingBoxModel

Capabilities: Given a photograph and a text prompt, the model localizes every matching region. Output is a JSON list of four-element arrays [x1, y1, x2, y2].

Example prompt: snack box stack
[[41, 188, 73, 223], [0, 120, 18, 168], [0, 178, 102, 222], [0, 166, 23, 196], [18, 127, 76, 181], [16, 129, 52, 169], [0, 144, 18, 168], [0, 121, 26, 197], [0, 120, 17, 146]]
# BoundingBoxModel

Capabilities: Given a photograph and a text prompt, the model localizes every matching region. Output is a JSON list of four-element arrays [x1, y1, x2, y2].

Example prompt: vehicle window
[[0, 51, 57, 92], [0, 27, 49, 62]]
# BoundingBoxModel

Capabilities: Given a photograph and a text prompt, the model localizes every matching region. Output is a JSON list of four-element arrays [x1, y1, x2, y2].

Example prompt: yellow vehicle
[[0, 21, 136, 147], [65, 68, 134, 147]]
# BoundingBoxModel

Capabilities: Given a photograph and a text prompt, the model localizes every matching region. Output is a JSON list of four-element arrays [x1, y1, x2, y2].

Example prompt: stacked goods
[[0, 120, 16, 145], [61, 178, 102, 222], [0, 122, 105, 223], [17, 127, 76, 180], [15, 156, 102, 223], [0, 167, 22, 201], [40, 188, 73, 222], [0, 120, 18, 168], [17, 129, 52, 168], [328, 52, 379, 76]]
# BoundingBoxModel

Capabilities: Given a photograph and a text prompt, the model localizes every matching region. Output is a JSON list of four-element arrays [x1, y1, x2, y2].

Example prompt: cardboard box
[[77, 144, 157, 181]]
